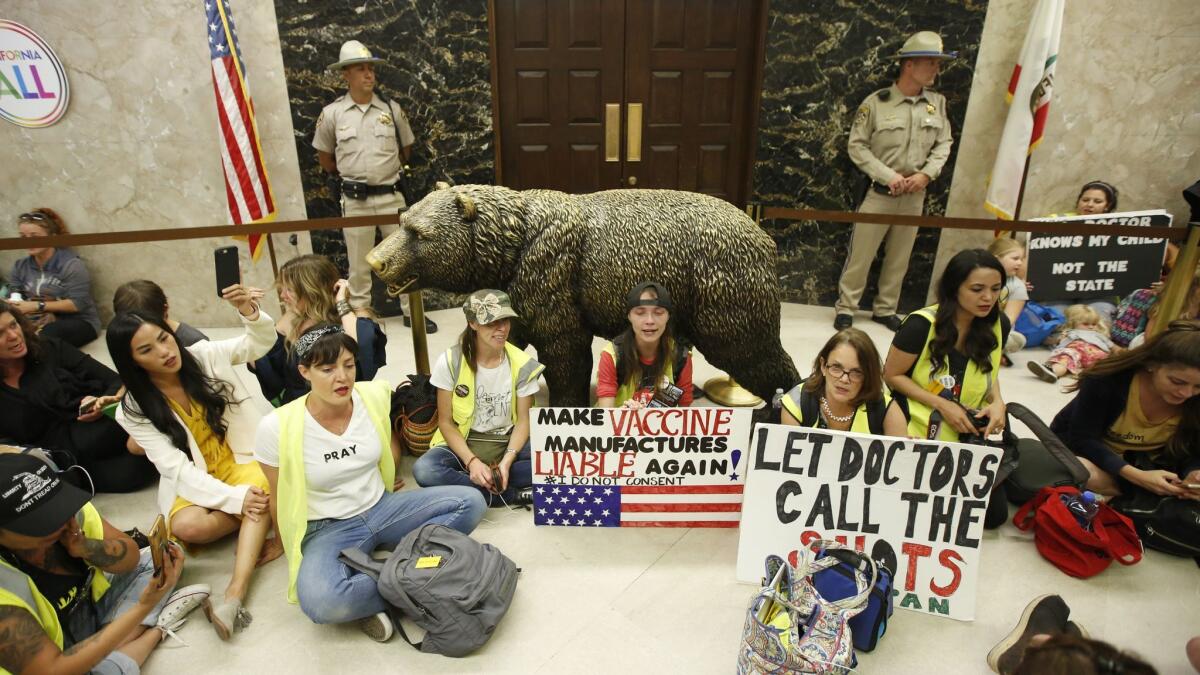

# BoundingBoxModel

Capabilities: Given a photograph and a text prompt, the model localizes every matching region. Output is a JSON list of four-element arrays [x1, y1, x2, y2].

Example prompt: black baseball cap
[[626, 281, 675, 313], [0, 454, 91, 537]]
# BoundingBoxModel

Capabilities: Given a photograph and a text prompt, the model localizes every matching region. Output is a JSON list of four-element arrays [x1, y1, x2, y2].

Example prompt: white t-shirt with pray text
[[430, 351, 540, 434], [255, 390, 385, 521]]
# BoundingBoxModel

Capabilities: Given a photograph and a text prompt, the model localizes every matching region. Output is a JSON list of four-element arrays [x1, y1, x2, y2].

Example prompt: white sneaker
[[156, 584, 211, 645], [357, 611, 394, 643]]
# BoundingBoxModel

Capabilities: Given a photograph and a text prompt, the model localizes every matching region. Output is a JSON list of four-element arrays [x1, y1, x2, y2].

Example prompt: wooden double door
[[491, 0, 767, 206]]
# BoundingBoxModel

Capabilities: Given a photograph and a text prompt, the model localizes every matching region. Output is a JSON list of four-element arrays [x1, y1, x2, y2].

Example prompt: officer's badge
[[854, 105, 869, 126], [926, 103, 936, 114], [379, 112, 394, 127]]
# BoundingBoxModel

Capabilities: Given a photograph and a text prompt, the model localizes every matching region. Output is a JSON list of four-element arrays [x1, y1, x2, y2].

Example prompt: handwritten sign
[[736, 424, 1002, 621], [530, 407, 753, 528], [1027, 210, 1172, 299]]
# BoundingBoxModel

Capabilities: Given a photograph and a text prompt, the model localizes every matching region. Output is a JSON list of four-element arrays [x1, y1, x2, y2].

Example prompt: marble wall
[[934, 0, 1200, 298], [754, 0, 988, 313], [272, 0, 493, 309], [0, 0, 311, 327]]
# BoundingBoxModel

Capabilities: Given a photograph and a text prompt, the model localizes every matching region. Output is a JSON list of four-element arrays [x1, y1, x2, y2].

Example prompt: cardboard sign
[[530, 407, 753, 527], [736, 424, 1003, 621], [1027, 210, 1172, 300]]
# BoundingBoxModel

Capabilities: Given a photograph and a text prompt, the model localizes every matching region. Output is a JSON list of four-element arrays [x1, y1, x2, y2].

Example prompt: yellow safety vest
[[600, 339, 687, 407], [905, 305, 1001, 442], [274, 380, 394, 604], [429, 342, 544, 449], [0, 502, 109, 657], [780, 384, 891, 436]]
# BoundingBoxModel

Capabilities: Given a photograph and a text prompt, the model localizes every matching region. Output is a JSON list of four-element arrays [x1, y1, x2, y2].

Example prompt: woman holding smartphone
[[595, 281, 693, 409], [251, 255, 386, 405], [108, 284, 279, 641]]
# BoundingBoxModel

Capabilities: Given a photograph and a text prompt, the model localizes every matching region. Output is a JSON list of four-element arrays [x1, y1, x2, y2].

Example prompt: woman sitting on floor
[[108, 284, 279, 640], [8, 208, 103, 347], [251, 254, 385, 406], [1051, 319, 1200, 501], [412, 290, 543, 507], [781, 328, 907, 436], [595, 281, 693, 409], [255, 326, 485, 642], [0, 301, 155, 493], [883, 248, 1009, 442]]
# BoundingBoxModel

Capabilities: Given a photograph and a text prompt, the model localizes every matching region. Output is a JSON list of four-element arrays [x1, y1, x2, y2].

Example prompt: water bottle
[[1060, 490, 1100, 530], [771, 388, 785, 411]]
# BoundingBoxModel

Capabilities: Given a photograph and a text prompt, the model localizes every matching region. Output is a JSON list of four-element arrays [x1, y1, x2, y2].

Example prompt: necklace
[[820, 397, 854, 424]]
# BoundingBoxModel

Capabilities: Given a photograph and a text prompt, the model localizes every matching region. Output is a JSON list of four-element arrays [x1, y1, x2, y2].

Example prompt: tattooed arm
[[0, 602, 153, 675], [59, 518, 139, 574]]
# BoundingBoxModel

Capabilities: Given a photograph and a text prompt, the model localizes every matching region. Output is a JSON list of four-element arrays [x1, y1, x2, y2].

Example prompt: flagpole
[[1012, 156, 1032, 221]]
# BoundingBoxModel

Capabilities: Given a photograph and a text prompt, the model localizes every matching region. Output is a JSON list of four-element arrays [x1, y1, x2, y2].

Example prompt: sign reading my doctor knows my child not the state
[[0, 21, 69, 128]]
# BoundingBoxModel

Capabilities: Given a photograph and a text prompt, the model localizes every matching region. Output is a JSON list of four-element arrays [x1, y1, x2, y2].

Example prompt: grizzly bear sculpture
[[366, 184, 800, 406]]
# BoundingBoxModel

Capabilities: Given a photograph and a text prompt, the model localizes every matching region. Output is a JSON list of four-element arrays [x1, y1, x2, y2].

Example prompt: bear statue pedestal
[[703, 376, 764, 407]]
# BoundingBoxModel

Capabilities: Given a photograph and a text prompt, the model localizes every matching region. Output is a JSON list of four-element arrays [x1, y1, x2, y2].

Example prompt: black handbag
[[1110, 489, 1200, 558]]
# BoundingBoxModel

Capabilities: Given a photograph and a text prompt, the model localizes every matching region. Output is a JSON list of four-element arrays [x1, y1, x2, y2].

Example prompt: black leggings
[[40, 315, 98, 348], [61, 418, 156, 493]]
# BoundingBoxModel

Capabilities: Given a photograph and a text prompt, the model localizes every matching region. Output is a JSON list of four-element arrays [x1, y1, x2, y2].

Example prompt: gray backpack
[[339, 523, 519, 656]]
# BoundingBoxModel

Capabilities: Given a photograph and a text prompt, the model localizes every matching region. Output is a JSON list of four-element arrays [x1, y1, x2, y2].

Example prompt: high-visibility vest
[[273, 380, 394, 604], [781, 383, 891, 435], [600, 339, 689, 406], [0, 502, 110, 655], [429, 342, 544, 449], [905, 305, 1001, 441]]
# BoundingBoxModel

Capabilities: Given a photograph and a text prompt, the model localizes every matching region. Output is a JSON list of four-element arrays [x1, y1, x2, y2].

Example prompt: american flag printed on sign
[[532, 482, 744, 528], [205, 0, 275, 259]]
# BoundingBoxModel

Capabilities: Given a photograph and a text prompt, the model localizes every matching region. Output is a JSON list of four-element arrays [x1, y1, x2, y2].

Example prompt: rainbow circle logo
[[0, 21, 69, 128]]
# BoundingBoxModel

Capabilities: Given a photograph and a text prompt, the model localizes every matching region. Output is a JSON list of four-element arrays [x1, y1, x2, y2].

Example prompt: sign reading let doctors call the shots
[[0, 21, 70, 128], [735, 424, 1003, 622], [530, 407, 753, 528]]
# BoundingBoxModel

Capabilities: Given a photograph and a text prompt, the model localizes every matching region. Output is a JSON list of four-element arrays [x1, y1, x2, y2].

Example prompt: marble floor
[[80, 302, 1198, 674]]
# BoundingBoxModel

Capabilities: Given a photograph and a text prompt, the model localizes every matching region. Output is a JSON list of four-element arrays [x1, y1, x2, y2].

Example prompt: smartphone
[[77, 399, 95, 416], [148, 514, 168, 578], [214, 246, 241, 298], [1184, 483, 1200, 490]]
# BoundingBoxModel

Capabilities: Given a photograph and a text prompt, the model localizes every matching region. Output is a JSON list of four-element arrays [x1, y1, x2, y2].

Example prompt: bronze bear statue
[[367, 184, 800, 406]]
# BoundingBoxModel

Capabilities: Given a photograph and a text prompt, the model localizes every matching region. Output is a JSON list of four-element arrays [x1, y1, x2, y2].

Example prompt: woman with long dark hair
[[595, 281, 693, 409], [1051, 320, 1200, 500], [884, 249, 1009, 441], [0, 301, 154, 493], [250, 255, 385, 405], [412, 290, 544, 507], [108, 284, 279, 640], [781, 328, 907, 436]]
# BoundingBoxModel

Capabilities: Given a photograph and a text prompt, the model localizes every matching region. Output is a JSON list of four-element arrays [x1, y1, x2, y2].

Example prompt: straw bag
[[736, 541, 874, 674], [390, 375, 439, 457]]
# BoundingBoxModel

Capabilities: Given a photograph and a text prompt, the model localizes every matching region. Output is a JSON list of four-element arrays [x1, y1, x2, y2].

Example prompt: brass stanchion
[[1148, 223, 1200, 337], [703, 376, 764, 407], [408, 291, 431, 375]]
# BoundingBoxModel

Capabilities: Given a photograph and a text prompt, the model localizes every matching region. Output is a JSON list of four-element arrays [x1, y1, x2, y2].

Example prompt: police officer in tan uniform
[[314, 40, 437, 332], [834, 31, 956, 331]]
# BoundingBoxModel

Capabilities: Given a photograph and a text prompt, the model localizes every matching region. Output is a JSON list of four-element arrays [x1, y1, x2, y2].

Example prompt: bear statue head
[[366, 183, 523, 297]]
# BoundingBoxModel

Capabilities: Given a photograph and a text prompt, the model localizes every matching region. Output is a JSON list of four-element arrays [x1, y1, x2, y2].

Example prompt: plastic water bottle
[[771, 388, 785, 411], [1060, 490, 1100, 530]]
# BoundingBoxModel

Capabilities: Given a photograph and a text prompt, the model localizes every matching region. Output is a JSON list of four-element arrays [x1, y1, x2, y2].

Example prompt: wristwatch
[[37, 300, 45, 312]]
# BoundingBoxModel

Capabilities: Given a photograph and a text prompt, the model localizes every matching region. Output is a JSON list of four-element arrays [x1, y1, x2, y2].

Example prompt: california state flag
[[984, 0, 1065, 221]]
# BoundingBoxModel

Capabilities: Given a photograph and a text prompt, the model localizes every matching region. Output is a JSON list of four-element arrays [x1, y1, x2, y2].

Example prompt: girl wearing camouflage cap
[[412, 290, 545, 507]]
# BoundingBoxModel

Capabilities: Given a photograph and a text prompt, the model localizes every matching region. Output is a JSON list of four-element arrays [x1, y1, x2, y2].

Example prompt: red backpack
[[1013, 486, 1143, 578]]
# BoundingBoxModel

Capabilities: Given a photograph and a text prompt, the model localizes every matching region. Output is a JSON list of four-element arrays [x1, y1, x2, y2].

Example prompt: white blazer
[[117, 310, 276, 519]]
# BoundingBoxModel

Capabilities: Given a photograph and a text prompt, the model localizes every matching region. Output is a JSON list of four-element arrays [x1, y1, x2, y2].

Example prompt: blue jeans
[[411, 442, 532, 507], [65, 549, 174, 675], [295, 487, 486, 624]]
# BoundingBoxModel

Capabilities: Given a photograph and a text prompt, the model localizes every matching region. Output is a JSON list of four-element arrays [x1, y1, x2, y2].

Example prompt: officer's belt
[[341, 180, 398, 200]]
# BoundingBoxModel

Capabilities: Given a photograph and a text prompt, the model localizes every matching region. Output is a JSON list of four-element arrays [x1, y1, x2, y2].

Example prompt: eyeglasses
[[18, 212, 49, 223], [824, 363, 865, 382]]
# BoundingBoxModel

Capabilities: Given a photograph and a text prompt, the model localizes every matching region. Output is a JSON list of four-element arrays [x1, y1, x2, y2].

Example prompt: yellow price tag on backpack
[[415, 555, 443, 569]]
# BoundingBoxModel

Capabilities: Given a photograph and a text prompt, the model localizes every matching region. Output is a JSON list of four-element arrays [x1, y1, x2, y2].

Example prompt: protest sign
[[1027, 209, 1172, 300], [530, 407, 753, 527], [735, 424, 1003, 621]]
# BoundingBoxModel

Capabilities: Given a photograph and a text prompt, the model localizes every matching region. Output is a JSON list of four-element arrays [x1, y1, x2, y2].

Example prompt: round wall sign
[[0, 21, 69, 128]]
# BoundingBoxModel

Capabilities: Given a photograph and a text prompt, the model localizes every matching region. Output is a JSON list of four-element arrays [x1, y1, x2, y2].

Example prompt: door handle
[[605, 103, 620, 162], [626, 103, 642, 162]]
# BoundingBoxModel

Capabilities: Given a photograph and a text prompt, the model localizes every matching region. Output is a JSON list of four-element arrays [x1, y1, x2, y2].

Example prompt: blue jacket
[[9, 249, 101, 333]]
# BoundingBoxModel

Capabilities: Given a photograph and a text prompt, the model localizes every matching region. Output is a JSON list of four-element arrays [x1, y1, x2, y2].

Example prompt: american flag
[[533, 483, 743, 528], [205, 0, 275, 260]]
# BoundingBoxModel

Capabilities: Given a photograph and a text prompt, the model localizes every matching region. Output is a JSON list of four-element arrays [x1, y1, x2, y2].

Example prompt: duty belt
[[341, 180, 399, 200]]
